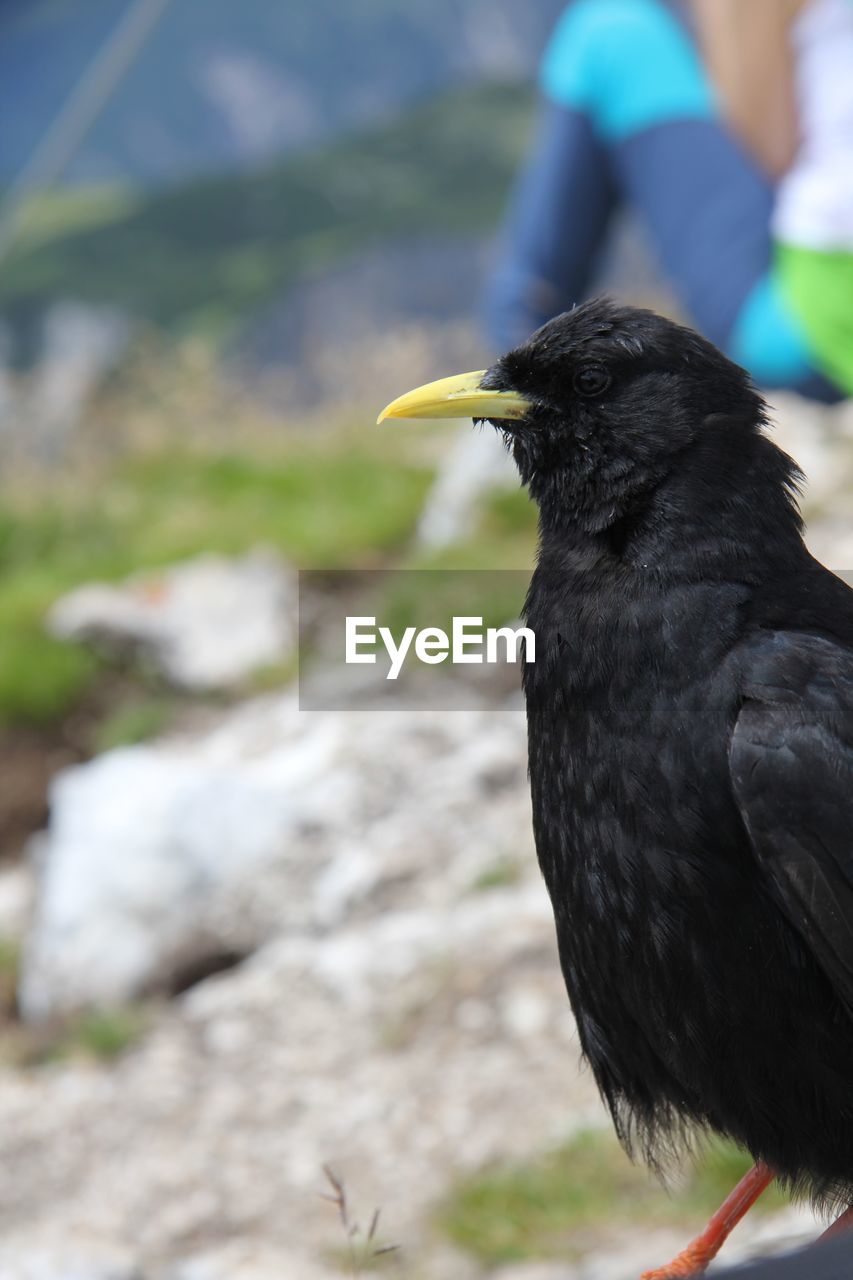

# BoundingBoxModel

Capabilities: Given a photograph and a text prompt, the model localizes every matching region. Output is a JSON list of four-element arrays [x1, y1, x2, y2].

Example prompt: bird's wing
[[730, 631, 853, 1014]]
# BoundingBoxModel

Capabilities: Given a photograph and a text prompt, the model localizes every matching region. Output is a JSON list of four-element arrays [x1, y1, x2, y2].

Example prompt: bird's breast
[[522, 573, 758, 1087]]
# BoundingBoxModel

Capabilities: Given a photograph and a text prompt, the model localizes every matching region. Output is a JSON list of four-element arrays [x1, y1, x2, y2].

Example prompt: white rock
[[19, 742, 287, 1018], [163, 1244, 338, 1280], [0, 1246, 137, 1280], [0, 863, 33, 941], [20, 693, 533, 1019], [48, 550, 295, 690]]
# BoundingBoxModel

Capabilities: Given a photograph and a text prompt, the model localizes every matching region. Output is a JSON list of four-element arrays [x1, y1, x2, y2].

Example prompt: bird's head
[[379, 299, 769, 537]]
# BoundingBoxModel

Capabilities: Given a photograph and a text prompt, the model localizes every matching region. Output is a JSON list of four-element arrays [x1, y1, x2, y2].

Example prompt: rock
[[161, 1243, 337, 1280], [0, 302, 133, 466], [0, 1244, 139, 1280], [417, 427, 517, 549], [4, 880, 590, 1280], [0, 863, 33, 943], [493, 1264, 581, 1280], [4, 717, 591, 1274], [5, 872, 820, 1280], [19, 741, 288, 1017], [770, 391, 853, 521], [48, 550, 295, 691], [20, 693, 534, 1019]]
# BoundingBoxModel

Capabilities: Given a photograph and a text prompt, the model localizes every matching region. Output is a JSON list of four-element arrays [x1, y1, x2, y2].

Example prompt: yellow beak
[[377, 370, 532, 425]]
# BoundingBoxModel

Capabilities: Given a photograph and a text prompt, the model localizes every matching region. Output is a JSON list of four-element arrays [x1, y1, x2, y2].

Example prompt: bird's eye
[[573, 364, 611, 397]]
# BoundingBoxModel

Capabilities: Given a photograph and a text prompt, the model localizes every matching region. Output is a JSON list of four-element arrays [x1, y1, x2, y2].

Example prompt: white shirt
[[772, 0, 853, 250]]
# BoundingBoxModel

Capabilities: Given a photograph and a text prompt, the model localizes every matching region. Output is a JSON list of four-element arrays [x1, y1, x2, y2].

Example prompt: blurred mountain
[[0, 0, 663, 412], [0, 0, 565, 186], [0, 83, 534, 367]]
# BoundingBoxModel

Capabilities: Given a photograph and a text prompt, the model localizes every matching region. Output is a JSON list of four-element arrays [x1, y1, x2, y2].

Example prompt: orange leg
[[819, 1204, 853, 1242], [640, 1161, 776, 1279]]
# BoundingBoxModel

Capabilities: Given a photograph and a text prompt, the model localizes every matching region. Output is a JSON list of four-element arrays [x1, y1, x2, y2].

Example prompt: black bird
[[378, 299, 853, 1278]]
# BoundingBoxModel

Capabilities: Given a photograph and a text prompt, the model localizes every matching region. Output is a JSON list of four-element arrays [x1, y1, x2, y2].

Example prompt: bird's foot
[[639, 1241, 713, 1278], [640, 1162, 775, 1280]]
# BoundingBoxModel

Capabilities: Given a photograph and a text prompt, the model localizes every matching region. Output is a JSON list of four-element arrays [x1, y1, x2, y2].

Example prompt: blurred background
[[0, 2, 852, 1278]]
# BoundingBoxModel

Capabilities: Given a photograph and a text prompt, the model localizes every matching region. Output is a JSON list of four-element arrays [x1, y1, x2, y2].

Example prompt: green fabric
[[777, 242, 853, 396]]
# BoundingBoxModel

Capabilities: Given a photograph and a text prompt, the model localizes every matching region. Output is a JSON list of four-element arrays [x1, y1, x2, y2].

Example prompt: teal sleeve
[[540, 0, 715, 141]]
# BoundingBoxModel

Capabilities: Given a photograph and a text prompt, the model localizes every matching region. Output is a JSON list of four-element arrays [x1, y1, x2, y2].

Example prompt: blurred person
[[486, 0, 853, 403], [417, 0, 852, 551]]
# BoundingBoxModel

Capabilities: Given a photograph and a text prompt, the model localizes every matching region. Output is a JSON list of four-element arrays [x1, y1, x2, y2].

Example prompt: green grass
[[0, 1001, 153, 1069], [469, 856, 523, 892], [0, 937, 20, 1018], [326, 1242, 399, 1276], [114, 449, 433, 567], [1, 81, 533, 339], [414, 485, 538, 573], [11, 183, 141, 255], [30, 1005, 151, 1065], [64, 1006, 149, 1061], [0, 631, 96, 728], [0, 362, 535, 735], [0, 438, 433, 728], [437, 1129, 788, 1265], [94, 696, 177, 753]]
